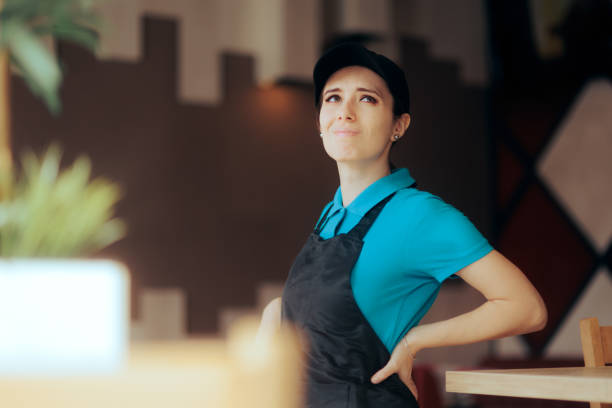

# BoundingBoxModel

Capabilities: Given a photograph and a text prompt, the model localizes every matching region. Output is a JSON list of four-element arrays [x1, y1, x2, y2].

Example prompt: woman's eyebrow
[[323, 86, 383, 97], [323, 87, 341, 96], [357, 87, 382, 97]]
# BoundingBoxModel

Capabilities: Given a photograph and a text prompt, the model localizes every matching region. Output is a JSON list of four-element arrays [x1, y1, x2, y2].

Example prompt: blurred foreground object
[[227, 316, 304, 407], [0, 0, 101, 181], [0, 145, 128, 375], [0, 144, 126, 257], [0, 259, 129, 375], [0, 1, 131, 383], [0, 0, 100, 114], [0, 316, 304, 408]]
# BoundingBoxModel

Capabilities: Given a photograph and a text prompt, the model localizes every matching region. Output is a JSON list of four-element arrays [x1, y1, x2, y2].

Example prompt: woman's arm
[[255, 297, 282, 342], [404, 249, 547, 353], [371, 250, 547, 396]]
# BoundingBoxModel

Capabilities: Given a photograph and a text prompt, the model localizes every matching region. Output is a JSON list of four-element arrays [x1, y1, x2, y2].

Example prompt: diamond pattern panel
[[538, 79, 612, 251], [496, 139, 525, 209], [503, 97, 565, 157], [497, 182, 596, 354], [545, 267, 612, 357], [496, 335, 528, 358]]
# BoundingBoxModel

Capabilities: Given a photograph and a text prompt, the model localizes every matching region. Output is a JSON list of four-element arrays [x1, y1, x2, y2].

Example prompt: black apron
[[282, 194, 419, 408]]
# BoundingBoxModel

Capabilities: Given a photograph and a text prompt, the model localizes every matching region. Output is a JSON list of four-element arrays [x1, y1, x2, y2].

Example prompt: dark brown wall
[[10, 17, 489, 333], [393, 38, 490, 233]]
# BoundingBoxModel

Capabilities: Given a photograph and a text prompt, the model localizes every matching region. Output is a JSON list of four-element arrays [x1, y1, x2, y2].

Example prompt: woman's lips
[[333, 129, 359, 136]]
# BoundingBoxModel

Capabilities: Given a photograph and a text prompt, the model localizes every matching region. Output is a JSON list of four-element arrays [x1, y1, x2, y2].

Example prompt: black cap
[[313, 43, 410, 115]]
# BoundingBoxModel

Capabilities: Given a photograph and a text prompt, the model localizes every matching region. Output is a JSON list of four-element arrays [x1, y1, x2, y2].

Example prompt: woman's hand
[[370, 338, 418, 399], [369, 250, 546, 402]]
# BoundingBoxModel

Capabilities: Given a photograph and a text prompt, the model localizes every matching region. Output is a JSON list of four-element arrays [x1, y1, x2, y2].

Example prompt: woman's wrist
[[401, 336, 415, 359], [401, 329, 421, 358]]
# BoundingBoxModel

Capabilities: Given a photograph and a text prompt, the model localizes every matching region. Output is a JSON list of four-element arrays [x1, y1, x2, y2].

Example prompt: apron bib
[[282, 194, 418, 408]]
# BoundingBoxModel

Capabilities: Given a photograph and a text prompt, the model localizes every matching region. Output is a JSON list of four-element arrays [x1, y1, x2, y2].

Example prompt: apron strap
[[314, 202, 334, 235], [350, 192, 396, 241]]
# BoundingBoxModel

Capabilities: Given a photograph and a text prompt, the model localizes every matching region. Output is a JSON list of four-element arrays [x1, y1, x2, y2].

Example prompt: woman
[[258, 43, 547, 407]]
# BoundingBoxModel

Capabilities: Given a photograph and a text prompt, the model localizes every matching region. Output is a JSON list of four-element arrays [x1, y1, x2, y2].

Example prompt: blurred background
[[4, 0, 612, 406]]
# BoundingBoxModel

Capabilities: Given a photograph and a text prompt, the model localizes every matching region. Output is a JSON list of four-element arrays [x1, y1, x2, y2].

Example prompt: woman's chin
[[324, 147, 360, 163], [329, 154, 359, 164]]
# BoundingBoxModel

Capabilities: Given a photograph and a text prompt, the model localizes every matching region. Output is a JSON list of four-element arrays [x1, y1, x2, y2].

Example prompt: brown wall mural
[[10, 17, 490, 334]]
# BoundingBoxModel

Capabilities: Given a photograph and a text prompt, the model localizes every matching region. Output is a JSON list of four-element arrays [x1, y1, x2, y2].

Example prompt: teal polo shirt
[[315, 168, 492, 352]]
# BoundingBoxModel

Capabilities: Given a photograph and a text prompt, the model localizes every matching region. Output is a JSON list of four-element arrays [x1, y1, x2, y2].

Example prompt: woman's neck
[[337, 160, 391, 207]]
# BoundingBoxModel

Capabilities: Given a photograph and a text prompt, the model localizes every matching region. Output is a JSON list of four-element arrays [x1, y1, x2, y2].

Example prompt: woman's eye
[[325, 95, 340, 103], [360, 95, 377, 103]]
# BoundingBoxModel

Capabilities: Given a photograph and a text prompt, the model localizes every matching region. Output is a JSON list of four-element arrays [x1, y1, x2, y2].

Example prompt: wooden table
[[446, 366, 612, 403]]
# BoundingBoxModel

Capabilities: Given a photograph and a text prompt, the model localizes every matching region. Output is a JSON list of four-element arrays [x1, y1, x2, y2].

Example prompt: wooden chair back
[[580, 317, 612, 408]]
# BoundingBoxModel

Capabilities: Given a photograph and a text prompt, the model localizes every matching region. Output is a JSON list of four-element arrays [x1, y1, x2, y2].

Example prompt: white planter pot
[[0, 259, 129, 376]]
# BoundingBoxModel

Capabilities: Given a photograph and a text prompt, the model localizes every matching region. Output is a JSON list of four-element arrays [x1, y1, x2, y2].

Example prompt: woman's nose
[[337, 102, 355, 120]]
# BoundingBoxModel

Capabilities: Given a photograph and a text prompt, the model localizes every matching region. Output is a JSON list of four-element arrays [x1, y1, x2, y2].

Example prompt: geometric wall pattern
[[538, 80, 612, 252], [93, 0, 489, 104], [95, 0, 320, 104], [130, 288, 187, 341], [545, 267, 612, 357], [496, 334, 528, 358], [495, 78, 612, 357], [537, 80, 612, 356]]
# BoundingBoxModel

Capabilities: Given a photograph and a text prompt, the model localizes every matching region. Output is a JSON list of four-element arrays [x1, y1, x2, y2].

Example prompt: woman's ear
[[395, 113, 411, 136]]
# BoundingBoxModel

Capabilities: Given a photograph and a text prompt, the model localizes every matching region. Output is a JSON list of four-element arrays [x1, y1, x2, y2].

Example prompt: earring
[[320, 132, 324, 137], [393, 134, 400, 141]]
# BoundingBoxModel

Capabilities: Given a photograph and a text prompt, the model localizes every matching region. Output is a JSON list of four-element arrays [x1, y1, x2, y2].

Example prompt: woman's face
[[319, 66, 402, 167]]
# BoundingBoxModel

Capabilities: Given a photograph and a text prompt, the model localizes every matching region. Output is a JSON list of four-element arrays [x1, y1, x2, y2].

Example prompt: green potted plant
[[0, 0, 128, 375]]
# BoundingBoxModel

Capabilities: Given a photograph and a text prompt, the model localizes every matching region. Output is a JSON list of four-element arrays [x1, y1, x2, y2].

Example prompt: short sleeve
[[404, 195, 493, 283]]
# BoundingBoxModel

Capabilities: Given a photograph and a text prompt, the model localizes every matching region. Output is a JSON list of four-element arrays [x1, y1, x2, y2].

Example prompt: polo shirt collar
[[331, 168, 416, 216]]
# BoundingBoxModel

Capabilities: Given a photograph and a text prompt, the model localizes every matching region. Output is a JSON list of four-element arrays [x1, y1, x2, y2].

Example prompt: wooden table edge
[[445, 367, 612, 403]]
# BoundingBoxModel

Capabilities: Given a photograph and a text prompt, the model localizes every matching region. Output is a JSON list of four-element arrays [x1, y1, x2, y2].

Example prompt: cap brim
[[313, 43, 386, 106]]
